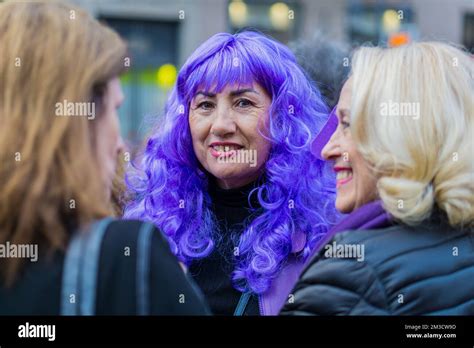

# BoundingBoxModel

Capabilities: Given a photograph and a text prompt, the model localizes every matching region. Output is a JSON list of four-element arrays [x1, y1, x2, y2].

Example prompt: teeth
[[336, 170, 352, 180], [212, 145, 241, 152]]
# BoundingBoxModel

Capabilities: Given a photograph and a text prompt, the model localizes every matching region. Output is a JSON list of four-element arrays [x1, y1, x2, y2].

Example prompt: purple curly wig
[[125, 31, 339, 294]]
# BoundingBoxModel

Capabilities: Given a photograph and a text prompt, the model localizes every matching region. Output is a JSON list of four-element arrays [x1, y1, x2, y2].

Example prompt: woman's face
[[96, 77, 125, 196], [321, 78, 377, 213], [189, 83, 272, 189]]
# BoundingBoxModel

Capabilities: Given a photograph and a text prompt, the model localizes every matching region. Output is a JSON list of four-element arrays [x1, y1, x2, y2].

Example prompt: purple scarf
[[261, 200, 392, 315], [307, 200, 392, 265]]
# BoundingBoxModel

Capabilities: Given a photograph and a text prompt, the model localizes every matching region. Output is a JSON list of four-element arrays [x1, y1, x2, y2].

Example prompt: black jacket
[[281, 214, 474, 315], [0, 220, 210, 315]]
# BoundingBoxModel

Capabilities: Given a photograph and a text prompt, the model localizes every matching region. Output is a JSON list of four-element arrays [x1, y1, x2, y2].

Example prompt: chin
[[209, 164, 244, 178], [335, 198, 356, 214]]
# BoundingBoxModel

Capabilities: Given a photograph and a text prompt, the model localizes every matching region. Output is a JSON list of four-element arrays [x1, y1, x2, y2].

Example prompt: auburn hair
[[0, 0, 127, 285]]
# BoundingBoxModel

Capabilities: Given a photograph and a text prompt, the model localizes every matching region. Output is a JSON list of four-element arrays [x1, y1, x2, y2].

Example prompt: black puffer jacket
[[281, 213, 474, 315]]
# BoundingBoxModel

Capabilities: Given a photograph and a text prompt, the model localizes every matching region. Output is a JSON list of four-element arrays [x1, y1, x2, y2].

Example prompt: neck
[[216, 173, 262, 190], [208, 175, 262, 209]]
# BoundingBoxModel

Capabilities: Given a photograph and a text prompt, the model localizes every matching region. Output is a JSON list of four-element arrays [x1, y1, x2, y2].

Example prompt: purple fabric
[[303, 200, 392, 271], [310, 106, 338, 160], [260, 253, 307, 315], [261, 200, 392, 315], [261, 231, 307, 315]]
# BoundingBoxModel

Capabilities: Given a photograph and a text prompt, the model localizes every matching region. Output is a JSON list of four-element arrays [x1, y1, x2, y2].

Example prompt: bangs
[[183, 43, 262, 100]]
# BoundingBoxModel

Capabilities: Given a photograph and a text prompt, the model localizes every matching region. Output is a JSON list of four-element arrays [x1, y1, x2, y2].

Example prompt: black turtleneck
[[189, 177, 263, 316]]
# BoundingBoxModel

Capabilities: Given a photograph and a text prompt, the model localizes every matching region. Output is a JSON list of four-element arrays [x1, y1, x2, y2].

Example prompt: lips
[[209, 142, 244, 158], [334, 166, 353, 188]]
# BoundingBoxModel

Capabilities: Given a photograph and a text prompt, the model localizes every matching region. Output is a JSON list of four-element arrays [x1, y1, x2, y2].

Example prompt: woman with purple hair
[[125, 31, 338, 315]]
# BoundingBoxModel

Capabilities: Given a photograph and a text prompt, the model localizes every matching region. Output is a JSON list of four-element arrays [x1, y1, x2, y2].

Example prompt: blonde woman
[[281, 42, 474, 315], [0, 1, 209, 315]]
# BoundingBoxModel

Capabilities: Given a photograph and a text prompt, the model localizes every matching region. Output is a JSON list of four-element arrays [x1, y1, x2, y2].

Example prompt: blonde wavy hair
[[0, 0, 127, 285], [350, 42, 473, 227]]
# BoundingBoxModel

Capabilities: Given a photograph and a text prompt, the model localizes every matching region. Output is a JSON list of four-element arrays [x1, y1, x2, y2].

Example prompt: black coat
[[0, 220, 210, 315], [281, 213, 474, 315]]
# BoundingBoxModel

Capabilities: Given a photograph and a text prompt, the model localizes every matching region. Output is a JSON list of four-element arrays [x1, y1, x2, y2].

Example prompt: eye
[[340, 120, 350, 129], [235, 98, 254, 108], [197, 101, 215, 110]]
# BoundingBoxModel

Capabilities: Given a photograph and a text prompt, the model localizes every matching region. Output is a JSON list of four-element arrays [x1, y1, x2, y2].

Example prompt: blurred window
[[228, 0, 301, 43], [100, 17, 179, 144], [463, 12, 474, 52], [347, 0, 417, 46]]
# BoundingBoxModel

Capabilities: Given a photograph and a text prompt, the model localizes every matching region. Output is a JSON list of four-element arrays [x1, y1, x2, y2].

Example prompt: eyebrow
[[194, 88, 259, 99], [229, 88, 259, 97], [194, 91, 216, 98]]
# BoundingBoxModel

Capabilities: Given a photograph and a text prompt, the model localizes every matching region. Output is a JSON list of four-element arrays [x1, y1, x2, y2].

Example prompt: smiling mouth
[[209, 144, 244, 158], [335, 167, 353, 188]]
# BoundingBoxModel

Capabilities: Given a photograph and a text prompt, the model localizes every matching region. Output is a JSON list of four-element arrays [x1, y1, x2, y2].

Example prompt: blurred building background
[[66, 0, 474, 145]]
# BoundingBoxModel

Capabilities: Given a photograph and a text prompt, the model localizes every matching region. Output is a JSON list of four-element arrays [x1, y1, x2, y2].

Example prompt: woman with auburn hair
[[281, 42, 474, 315], [0, 1, 209, 315], [125, 31, 339, 315]]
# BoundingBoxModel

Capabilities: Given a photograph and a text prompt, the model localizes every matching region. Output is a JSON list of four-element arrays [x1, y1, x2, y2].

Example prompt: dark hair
[[290, 32, 351, 109]]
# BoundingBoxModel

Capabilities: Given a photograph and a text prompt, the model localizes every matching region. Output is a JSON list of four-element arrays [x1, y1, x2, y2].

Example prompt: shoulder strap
[[136, 222, 155, 315], [234, 291, 252, 316], [79, 218, 114, 315], [60, 217, 114, 315], [60, 227, 85, 315]]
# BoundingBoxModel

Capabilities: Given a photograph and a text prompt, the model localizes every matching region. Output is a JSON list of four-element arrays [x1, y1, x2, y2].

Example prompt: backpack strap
[[136, 222, 155, 315], [60, 227, 85, 315], [60, 217, 114, 315], [79, 218, 114, 315], [233, 291, 252, 316]]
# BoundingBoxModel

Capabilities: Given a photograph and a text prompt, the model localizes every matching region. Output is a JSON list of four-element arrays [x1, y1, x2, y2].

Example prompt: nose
[[209, 105, 236, 137], [321, 130, 341, 161], [117, 136, 125, 154]]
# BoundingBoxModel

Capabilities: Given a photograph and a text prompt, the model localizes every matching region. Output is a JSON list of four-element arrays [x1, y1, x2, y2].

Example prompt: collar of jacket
[[259, 200, 392, 315]]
